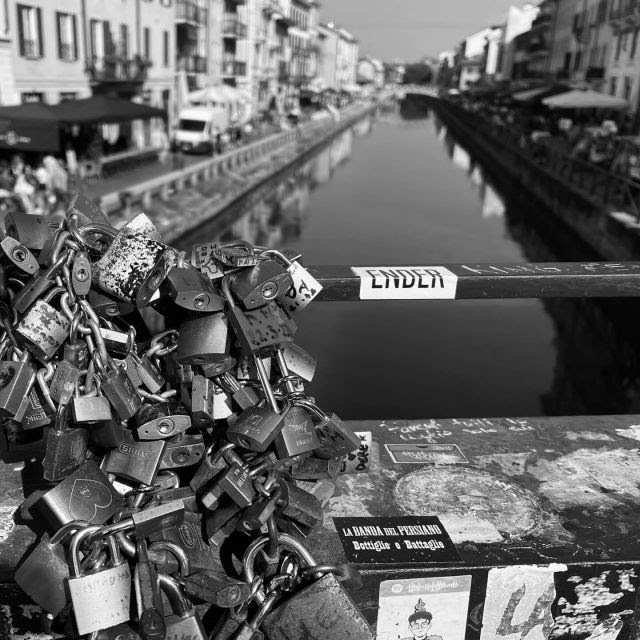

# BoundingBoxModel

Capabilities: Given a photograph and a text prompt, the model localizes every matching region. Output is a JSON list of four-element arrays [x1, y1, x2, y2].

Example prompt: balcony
[[222, 58, 247, 76], [175, 0, 208, 25], [179, 55, 207, 73], [222, 15, 247, 38], [609, 0, 640, 31], [86, 55, 150, 84]]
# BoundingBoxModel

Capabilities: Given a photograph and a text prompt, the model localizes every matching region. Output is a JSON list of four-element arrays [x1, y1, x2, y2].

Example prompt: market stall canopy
[[52, 96, 166, 124], [542, 89, 628, 109], [0, 103, 61, 151]]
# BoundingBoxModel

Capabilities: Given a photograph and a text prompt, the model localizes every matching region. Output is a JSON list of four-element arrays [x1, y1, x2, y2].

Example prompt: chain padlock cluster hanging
[[4, 197, 374, 639]]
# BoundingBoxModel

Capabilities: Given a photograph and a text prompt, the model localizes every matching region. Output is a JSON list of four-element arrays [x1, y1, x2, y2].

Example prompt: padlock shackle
[[291, 397, 327, 421], [242, 533, 317, 605], [158, 573, 192, 618], [69, 525, 103, 577], [259, 249, 292, 268], [148, 540, 191, 577], [50, 520, 90, 545], [253, 355, 280, 414]]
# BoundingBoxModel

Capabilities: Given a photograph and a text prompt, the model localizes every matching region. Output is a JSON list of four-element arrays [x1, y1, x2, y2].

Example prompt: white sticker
[[352, 266, 458, 300], [278, 262, 322, 313], [480, 565, 566, 640], [339, 431, 371, 474], [377, 575, 472, 640]]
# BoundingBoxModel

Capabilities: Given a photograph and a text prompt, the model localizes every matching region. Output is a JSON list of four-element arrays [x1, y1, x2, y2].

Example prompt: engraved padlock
[[67, 528, 132, 635], [273, 404, 320, 458]]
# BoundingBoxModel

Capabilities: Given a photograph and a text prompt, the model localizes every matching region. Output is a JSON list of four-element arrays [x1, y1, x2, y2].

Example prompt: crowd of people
[[457, 95, 640, 182], [0, 153, 69, 217]]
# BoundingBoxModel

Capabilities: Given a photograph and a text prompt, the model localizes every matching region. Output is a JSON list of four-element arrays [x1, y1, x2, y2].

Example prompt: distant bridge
[[395, 84, 438, 98]]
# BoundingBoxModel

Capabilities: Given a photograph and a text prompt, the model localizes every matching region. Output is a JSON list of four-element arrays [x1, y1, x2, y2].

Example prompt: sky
[[318, 0, 521, 61]]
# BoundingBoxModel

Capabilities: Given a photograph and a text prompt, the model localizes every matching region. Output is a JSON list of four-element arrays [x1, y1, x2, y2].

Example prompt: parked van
[[173, 105, 229, 153]]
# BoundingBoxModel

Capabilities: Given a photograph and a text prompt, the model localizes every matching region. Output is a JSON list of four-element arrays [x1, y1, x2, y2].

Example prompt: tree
[[402, 63, 433, 85]]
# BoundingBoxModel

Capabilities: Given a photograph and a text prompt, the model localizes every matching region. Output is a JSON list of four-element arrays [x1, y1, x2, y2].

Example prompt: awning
[[542, 89, 629, 109], [52, 96, 166, 124], [0, 103, 61, 151], [512, 83, 575, 103]]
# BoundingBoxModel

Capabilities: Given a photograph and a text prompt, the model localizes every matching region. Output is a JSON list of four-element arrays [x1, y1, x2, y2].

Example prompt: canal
[[174, 96, 640, 421]]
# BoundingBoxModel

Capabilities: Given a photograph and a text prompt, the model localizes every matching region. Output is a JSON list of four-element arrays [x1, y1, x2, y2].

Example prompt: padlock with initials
[[273, 404, 320, 458], [67, 527, 132, 635]]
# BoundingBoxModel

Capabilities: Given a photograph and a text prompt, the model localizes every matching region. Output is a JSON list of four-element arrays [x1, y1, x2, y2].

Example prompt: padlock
[[260, 248, 323, 314], [93, 228, 177, 307], [276, 479, 324, 531], [159, 432, 206, 470], [262, 572, 375, 640], [183, 569, 252, 608], [227, 405, 285, 452], [158, 573, 208, 640], [295, 398, 361, 459], [164, 267, 225, 312], [147, 539, 191, 578], [18, 386, 52, 430], [103, 432, 165, 485], [220, 371, 260, 411], [42, 382, 89, 482], [16, 297, 71, 362], [291, 455, 342, 480], [273, 404, 320, 458], [222, 276, 297, 355], [72, 385, 113, 425], [71, 250, 91, 297], [67, 527, 132, 635], [100, 499, 185, 539], [176, 312, 229, 365], [0, 234, 39, 275], [97, 356, 142, 420], [12, 252, 66, 314], [149, 510, 223, 574], [101, 326, 132, 356], [4, 210, 57, 252], [229, 258, 293, 309], [212, 382, 234, 419], [189, 375, 215, 427], [201, 461, 256, 510], [88, 288, 135, 318], [14, 521, 87, 616], [0, 351, 36, 417], [136, 402, 191, 440], [134, 539, 167, 640], [200, 354, 237, 378], [281, 342, 317, 382], [132, 351, 165, 392], [36, 460, 124, 529], [122, 212, 162, 241], [89, 417, 128, 449], [237, 484, 285, 533], [49, 360, 81, 404], [67, 191, 111, 225]]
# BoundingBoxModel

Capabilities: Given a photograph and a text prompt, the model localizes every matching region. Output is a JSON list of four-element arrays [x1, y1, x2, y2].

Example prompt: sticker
[[278, 261, 322, 313], [333, 516, 461, 564], [480, 565, 566, 640], [386, 443, 468, 464], [339, 431, 371, 474], [351, 266, 458, 300], [377, 575, 472, 640], [191, 242, 227, 278]]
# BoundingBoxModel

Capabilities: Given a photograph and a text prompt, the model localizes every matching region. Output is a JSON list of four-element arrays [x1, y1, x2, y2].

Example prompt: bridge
[[393, 83, 439, 98]]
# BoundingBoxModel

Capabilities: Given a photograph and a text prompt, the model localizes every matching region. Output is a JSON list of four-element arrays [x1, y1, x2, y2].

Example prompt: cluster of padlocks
[[4, 194, 375, 639]]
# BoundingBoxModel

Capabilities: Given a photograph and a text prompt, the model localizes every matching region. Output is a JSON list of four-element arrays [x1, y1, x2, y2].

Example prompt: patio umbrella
[[0, 103, 61, 151], [512, 83, 574, 103], [542, 89, 628, 109]]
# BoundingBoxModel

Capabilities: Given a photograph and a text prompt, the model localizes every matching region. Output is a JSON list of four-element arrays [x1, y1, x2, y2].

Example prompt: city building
[[287, 0, 319, 95], [485, 28, 505, 79], [317, 21, 358, 91], [498, 3, 540, 81], [176, 0, 210, 93], [357, 56, 384, 88], [458, 27, 496, 89]]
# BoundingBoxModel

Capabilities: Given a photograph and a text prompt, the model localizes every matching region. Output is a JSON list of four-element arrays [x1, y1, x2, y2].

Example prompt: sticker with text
[[480, 565, 566, 640], [339, 431, 371, 474], [386, 443, 468, 465], [333, 516, 461, 565], [377, 575, 472, 640], [351, 266, 458, 300], [278, 262, 322, 313]]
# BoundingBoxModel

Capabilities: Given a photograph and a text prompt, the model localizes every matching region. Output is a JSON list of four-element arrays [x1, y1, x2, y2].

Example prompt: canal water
[[175, 97, 640, 421]]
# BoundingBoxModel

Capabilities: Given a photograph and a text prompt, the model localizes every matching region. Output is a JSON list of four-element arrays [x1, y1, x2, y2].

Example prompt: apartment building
[[287, 0, 318, 94], [2, 0, 174, 110], [318, 22, 358, 91]]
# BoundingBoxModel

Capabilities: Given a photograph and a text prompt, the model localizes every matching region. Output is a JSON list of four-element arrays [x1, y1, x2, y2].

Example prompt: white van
[[173, 105, 229, 153]]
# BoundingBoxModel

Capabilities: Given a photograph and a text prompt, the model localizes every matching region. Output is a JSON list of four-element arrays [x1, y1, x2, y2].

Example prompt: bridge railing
[[308, 262, 640, 300]]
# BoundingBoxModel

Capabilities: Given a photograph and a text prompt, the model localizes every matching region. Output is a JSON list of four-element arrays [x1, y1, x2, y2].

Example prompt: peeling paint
[[393, 467, 544, 538], [528, 448, 640, 509]]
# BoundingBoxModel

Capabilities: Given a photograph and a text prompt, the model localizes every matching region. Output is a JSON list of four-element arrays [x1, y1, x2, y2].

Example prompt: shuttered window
[[56, 12, 78, 61], [17, 4, 43, 58]]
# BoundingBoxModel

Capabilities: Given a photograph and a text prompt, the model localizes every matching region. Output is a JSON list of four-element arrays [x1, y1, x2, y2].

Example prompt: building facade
[[318, 22, 358, 91]]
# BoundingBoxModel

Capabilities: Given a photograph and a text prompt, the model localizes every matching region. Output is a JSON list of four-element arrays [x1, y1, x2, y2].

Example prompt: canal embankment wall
[[428, 97, 640, 262], [99, 100, 382, 243]]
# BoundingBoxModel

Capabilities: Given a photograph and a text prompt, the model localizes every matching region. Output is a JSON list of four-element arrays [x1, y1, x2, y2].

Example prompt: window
[[163, 30, 169, 67], [56, 12, 77, 61], [573, 50, 582, 69], [59, 91, 77, 101], [120, 24, 129, 58], [610, 76, 618, 95], [21, 91, 43, 103], [624, 76, 632, 100], [631, 28, 639, 59], [563, 51, 572, 70], [17, 4, 43, 58], [143, 27, 150, 60], [615, 33, 623, 60]]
